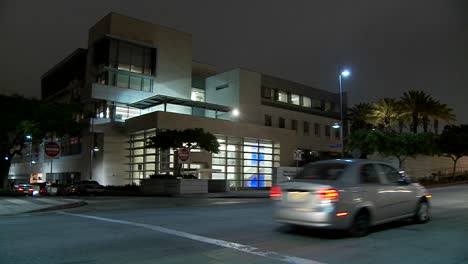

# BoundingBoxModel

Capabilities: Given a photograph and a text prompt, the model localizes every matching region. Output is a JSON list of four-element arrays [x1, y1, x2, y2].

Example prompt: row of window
[[97, 70, 154, 92], [264, 115, 340, 139], [261, 86, 339, 113]]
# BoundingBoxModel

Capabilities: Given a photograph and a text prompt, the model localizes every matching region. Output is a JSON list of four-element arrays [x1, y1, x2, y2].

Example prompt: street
[[1, 186, 468, 264]]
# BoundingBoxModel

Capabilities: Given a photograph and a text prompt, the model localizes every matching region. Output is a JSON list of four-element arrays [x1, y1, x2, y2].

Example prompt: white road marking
[[4, 199, 31, 205], [37, 198, 67, 205], [59, 212, 325, 264]]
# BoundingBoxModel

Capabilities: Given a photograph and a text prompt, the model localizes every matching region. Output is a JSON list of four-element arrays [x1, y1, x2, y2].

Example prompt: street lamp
[[332, 122, 340, 129], [232, 108, 240, 117], [338, 69, 351, 157]]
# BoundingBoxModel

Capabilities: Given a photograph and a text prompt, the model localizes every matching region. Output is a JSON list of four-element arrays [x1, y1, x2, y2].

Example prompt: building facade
[[9, 13, 345, 188]]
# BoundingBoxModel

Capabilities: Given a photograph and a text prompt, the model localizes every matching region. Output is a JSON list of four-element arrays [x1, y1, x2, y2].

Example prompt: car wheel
[[348, 211, 371, 237], [413, 201, 430, 224]]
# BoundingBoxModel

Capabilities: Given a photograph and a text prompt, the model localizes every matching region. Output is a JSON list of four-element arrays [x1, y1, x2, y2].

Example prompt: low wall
[[140, 179, 208, 195], [208, 180, 230, 192]]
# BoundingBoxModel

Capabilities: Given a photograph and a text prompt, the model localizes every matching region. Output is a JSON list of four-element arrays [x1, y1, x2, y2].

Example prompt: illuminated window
[[291, 94, 300, 105], [302, 96, 311, 107], [191, 88, 205, 102], [277, 91, 288, 103]]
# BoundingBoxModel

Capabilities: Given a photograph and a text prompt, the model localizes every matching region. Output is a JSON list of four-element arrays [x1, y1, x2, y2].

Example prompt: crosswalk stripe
[[4, 199, 31, 205]]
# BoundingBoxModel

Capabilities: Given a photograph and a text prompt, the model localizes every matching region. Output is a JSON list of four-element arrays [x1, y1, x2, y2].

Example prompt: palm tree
[[400, 90, 433, 133], [367, 98, 402, 130], [400, 90, 456, 133], [347, 103, 372, 131], [431, 102, 456, 134]]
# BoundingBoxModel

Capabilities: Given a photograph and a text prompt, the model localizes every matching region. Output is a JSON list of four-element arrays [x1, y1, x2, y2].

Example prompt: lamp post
[[338, 69, 350, 158]]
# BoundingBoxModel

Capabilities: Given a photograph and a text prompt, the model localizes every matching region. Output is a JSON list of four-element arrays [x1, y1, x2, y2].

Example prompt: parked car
[[72, 180, 105, 195], [15, 184, 35, 196], [271, 159, 431, 237]]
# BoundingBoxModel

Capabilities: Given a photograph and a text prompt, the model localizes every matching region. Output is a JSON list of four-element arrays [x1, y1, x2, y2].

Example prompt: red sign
[[178, 148, 190, 163], [45, 141, 61, 159]]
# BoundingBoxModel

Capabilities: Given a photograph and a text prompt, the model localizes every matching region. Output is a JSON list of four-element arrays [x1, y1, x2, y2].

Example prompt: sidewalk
[[0, 197, 86, 216]]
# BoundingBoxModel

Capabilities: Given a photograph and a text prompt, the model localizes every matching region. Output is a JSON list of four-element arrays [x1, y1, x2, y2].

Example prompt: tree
[[146, 128, 220, 176], [400, 90, 455, 133], [367, 98, 403, 130], [0, 95, 84, 189], [347, 130, 436, 168], [348, 103, 373, 132], [437, 125, 468, 177]]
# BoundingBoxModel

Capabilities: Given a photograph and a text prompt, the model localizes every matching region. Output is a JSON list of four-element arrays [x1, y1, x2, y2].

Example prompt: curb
[[28, 200, 87, 213]]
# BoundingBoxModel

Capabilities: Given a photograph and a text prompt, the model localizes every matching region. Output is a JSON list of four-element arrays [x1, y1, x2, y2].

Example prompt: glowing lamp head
[[232, 109, 240, 117], [332, 123, 340, 129], [341, 70, 351, 77]]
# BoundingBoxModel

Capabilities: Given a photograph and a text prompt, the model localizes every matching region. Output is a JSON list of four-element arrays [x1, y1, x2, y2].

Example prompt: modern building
[[9, 13, 346, 188]]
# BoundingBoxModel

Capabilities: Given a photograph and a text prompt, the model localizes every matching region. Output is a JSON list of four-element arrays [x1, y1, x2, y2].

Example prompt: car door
[[357, 163, 388, 222], [375, 164, 415, 217]]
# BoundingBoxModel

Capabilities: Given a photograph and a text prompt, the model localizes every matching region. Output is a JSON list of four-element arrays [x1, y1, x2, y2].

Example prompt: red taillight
[[270, 186, 282, 198], [317, 188, 339, 201], [28, 188, 34, 192], [18, 188, 24, 192]]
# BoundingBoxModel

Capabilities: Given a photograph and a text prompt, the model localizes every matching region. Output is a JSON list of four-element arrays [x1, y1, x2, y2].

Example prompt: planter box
[[140, 179, 208, 195], [208, 180, 230, 193]]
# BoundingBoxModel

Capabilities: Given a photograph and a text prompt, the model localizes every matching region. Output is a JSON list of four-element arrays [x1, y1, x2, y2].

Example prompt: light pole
[[338, 69, 350, 158]]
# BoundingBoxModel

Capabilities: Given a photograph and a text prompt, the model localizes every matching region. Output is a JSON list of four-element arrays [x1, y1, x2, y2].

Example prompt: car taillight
[[317, 188, 339, 201], [18, 188, 24, 192], [28, 188, 34, 192], [270, 186, 282, 199]]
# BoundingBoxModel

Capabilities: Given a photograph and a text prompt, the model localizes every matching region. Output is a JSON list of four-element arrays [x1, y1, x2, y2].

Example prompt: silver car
[[271, 159, 431, 237]]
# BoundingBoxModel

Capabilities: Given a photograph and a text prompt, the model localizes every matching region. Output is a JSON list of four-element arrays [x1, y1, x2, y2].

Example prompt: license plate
[[287, 191, 309, 202]]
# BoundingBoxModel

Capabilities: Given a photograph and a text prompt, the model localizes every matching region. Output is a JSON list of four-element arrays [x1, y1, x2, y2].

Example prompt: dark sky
[[1, 0, 467, 122]]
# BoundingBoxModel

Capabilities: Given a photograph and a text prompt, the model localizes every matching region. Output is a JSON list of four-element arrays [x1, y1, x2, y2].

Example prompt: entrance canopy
[[129, 94, 233, 114]]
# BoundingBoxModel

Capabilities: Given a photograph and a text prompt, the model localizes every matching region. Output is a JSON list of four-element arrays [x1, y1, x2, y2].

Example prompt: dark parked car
[[15, 184, 35, 196], [72, 180, 105, 195]]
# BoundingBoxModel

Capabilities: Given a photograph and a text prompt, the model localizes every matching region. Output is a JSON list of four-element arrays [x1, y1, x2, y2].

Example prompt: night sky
[[1, 0, 467, 122]]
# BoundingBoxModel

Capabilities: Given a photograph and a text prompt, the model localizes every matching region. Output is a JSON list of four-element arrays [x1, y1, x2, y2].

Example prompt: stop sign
[[178, 148, 190, 163], [45, 141, 61, 159]]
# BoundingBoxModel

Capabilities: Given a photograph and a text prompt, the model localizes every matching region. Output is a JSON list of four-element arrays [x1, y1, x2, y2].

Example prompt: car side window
[[377, 164, 402, 184], [360, 164, 381, 184]]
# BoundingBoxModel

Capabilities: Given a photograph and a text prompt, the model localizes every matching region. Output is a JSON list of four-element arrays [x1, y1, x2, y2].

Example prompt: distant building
[[9, 13, 346, 188]]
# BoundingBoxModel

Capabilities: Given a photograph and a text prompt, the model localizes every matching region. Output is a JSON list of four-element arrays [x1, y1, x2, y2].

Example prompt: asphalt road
[[1, 186, 468, 264]]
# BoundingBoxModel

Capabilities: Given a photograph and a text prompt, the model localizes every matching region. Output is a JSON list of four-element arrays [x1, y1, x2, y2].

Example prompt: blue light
[[25, 135, 32, 140]]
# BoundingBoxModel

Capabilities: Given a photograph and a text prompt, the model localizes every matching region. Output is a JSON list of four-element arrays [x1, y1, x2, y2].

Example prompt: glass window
[[324, 101, 332, 112], [129, 76, 142, 90], [142, 78, 152, 92], [116, 74, 129, 88], [117, 43, 131, 71], [325, 125, 331, 137], [191, 88, 205, 102], [302, 96, 311, 107], [261, 86, 272, 99], [279, 117, 285, 128], [131, 47, 144, 73], [335, 129, 340, 139], [360, 164, 381, 184], [377, 164, 402, 184], [265, 115, 272, 126], [314, 123, 321, 136], [297, 162, 348, 180], [277, 91, 288, 103], [304, 121, 310, 135], [291, 120, 298, 131], [312, 99, 322, 110], [291, 94, 300, 105]]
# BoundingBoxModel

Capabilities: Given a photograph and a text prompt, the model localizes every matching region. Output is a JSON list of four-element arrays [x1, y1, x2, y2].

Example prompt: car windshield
[[295, 162, 348, 180]]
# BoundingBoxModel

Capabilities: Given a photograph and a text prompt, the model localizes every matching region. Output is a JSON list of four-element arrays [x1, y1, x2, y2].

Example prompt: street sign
[[178, 148, 190, 163], [293, 150, 304, 161], [45, 141, 61, 159]]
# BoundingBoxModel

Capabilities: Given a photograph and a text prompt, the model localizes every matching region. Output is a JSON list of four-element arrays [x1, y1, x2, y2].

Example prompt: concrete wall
[[86, 13, 192, 102], [369, 154, 468, 179], [205, 69, 240, 109]]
